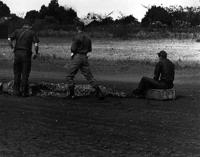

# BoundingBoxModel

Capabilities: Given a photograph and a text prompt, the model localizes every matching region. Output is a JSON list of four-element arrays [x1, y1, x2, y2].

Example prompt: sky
[[3, 0, 200, 21]]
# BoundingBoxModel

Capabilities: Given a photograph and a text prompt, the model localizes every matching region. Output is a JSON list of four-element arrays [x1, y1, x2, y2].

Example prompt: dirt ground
[[0, 59, 200, 157]]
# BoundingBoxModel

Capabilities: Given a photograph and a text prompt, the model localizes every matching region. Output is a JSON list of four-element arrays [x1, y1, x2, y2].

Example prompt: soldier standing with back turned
[[66, 21, 104, 99], [8, 20, 39, 97]]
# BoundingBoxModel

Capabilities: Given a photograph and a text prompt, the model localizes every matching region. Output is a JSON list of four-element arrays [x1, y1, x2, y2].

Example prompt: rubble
[[0, 81, 127, 98]]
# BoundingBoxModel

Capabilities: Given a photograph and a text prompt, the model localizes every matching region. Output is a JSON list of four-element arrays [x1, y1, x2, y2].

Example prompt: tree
[[115, 15, 139, 25], [38, 0, 77, 25], [167, 6, 200, 27], [25, 10, 40, 23], [48, 0, 59, 17], [0, 1, 10, 18], [141, 6, 172, 27], [191, 12, 200, 26], [183, 7, 200, 26], [39, 5, 48, 19], [58, 7, 77, 24], [100, 16, 114, 25], [168, 6, 188, 27], [8, 14, 24, 33]]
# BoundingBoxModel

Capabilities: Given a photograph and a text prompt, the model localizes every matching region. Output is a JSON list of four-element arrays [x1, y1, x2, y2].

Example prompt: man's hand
[[71, 53, 75, 59], [8, 38, 14, 49]]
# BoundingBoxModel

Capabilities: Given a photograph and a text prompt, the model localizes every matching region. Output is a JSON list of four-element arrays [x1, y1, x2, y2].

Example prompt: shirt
[[154, 58, 175, 83], [9, 26, 39, 52], [71, 32, 92, 55]]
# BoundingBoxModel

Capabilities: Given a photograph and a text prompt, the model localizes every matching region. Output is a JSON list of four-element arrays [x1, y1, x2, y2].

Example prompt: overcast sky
[[3, 0, 200, 21]]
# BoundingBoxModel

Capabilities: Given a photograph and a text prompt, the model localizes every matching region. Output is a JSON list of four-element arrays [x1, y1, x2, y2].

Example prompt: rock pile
[[0, 81, 127, 98]]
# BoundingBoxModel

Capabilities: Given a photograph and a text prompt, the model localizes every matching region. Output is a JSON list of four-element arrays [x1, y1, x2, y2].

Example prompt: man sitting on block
[[132, 50, 175, 98]]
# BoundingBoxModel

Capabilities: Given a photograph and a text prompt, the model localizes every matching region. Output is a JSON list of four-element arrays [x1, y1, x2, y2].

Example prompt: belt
[[76, 53, 87, 55], [15, 48, 30, 51]]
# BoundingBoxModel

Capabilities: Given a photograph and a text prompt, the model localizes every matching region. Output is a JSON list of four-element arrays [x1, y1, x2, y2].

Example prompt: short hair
[[157, 50, 167, 58]]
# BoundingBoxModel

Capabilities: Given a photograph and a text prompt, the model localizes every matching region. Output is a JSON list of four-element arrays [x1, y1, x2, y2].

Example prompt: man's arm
[[32, 43, 39, 59], [7, 31, 17, 50], [8, 37, 14, 49], [34, 43, 39, 54], [71, 37, 79, 53], [154, 62, 161, 80], [32, 32, 40, 59], [71, 37, 79, 58]]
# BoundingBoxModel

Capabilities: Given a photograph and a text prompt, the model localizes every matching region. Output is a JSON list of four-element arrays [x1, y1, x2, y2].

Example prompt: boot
[[13, 83, 21, 96], [21, 86, 29, 97], [13, 90, 21, 97], [94, 86, 104, 100]]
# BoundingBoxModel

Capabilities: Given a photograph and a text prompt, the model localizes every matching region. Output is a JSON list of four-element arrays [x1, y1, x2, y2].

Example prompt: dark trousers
[[137, 77, 173, 94], [66, 54, 98, 88], [13, 51, 31, 94]]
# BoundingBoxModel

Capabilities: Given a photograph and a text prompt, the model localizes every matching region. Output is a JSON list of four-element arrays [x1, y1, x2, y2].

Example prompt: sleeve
[[154, 62, 161, 80], [33, 32, 39, 43], [71, 37, 79, 53]]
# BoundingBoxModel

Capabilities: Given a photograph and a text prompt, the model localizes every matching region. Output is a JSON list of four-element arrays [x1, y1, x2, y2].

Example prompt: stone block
[[146, 88, 176, 100]]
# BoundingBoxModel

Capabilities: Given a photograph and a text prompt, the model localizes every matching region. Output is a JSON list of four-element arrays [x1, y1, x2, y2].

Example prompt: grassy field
[[40, 38, 200, 65], [1, 38, 200, 156], [1, 38, 200, 64], [1, 37, 200, 84]]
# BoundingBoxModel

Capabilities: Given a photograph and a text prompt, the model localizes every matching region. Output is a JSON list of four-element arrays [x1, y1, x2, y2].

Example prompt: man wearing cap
[[66, 22, 104, 99], [8, 21, 39, 97], [132, 50, 175, 97]]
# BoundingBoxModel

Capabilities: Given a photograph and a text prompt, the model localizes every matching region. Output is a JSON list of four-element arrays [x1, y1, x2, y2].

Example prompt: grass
[[0, 38, 200, 71]]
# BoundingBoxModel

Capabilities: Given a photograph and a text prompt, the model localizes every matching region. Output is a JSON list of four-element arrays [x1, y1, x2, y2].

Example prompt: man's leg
[[80, 58, 104, 99], [66, 56, 80, 97], [21, 56, 31, 97], [13, 54, 22, 96], [136, 77, 167, 95]]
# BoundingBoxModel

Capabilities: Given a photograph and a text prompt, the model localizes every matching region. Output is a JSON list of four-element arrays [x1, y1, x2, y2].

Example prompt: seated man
[[132, 50, 175, 98]]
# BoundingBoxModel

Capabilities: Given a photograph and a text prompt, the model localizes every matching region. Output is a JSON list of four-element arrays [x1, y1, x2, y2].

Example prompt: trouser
[[13, 50, 31, 94], [66, 54, 98, 88], [137, 77, 173, 94]]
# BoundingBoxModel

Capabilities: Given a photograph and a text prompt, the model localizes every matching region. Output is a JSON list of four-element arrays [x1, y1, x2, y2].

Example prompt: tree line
[[1, 0, 200, 32]]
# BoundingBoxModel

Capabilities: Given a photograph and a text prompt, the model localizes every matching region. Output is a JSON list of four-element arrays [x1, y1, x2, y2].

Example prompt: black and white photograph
[[0, 0, 200, 156]]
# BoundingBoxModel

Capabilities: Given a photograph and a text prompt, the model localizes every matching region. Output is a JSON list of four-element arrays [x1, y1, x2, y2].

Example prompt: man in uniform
[[8, 21, 39, 97], [66, 22, 104, 99], [132, 50, 175, 97]]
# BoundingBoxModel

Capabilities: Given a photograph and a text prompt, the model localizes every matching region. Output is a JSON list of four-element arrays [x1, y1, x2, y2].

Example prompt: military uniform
[[66, 31, 103, 98], [9, 25, 39, 96], [133, 51, 175, 96]]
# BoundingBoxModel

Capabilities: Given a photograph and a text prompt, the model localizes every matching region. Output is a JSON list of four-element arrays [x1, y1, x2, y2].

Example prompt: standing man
[[8, 20, 39, 97], [66, 21, 104, 99], [132, 50, 175, 97]]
